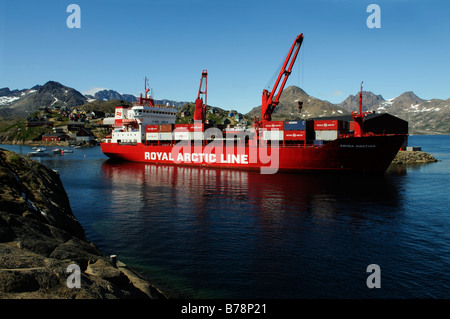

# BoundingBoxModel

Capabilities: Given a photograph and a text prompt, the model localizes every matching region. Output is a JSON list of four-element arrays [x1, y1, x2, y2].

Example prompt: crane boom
[[261, 33, 304, 123], [194, 70, 208, 122]]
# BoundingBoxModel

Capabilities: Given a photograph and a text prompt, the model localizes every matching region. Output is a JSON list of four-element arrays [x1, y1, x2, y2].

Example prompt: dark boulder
[[0, 148, 165, 299]]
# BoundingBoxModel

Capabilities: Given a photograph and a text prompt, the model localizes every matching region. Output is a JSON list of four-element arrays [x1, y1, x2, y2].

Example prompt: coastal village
[[0, 100, 250, 148]]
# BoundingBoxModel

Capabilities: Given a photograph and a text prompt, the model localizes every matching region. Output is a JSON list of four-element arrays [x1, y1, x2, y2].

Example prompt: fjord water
[[3, 135, 449, 298]]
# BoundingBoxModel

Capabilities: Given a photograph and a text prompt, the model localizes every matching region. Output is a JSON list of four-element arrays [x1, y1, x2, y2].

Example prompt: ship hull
[[100, 134, 407, 174]]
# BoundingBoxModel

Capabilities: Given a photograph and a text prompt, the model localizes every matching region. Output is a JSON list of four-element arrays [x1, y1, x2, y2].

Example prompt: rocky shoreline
[[0, 148, 166, 299], [391, 150, 438, 165]]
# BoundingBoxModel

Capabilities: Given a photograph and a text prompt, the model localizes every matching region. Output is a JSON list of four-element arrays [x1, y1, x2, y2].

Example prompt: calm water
[[2, 135, 449, 298]]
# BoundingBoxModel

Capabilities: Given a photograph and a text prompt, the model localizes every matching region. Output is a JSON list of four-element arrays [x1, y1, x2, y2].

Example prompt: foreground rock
[[391, 150, 438, 165], [0, 148, 166, 298]]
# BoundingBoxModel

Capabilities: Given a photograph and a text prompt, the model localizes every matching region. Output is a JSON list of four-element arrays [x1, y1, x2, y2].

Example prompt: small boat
[[28, 148, 49, 157], [52, 149, 62, 154], [62, 149, 73, 153]]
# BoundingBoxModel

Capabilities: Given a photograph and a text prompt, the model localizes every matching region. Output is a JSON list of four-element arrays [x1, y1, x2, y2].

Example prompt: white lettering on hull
[[144, 152, 249, 164]]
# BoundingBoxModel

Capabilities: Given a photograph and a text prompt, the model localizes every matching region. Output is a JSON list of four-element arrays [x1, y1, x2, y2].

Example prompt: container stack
[[314, 120, 348, 141], [146, 124, 174, 141], [283, 120, 314, 141], [262, 121, 284, 141], [173, 124, 190, 140], [145, 125, 159, 141], [190, 122, 204, 140], [150, 123, 208, 141], [159, 124, 173, 140]]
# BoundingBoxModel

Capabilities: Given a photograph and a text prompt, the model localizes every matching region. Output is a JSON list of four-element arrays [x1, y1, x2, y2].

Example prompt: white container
[[263, 130, 284, 141], [159, 132, 173, 140], [174, 131, 190, 140], [192, 132, 204, 140], [315, 130, 338, 141], [146, 132, 159, 140]]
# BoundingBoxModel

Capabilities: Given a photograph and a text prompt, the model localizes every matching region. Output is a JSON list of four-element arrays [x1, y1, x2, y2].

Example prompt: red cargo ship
[[100, 34, 408, 174]]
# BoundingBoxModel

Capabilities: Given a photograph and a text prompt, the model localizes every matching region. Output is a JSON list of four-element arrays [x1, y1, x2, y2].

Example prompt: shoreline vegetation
[[0, 148, 167, 299]]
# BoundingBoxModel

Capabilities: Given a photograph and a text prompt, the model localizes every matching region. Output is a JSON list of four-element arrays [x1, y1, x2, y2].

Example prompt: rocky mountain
[[85, 89, 187, 109], [246, 86, 449, 134], [0, 81, 86, 117], [247, 86, 350, 121], [86, 89, 138, 103], [338, 90, 450, 134], [339, 91, 385, 112], [0, 86, 42, 109]]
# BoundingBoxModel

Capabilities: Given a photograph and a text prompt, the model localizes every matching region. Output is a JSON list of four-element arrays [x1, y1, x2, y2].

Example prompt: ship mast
[[352, 81, 365, 137], [139, 76, 155, 107]]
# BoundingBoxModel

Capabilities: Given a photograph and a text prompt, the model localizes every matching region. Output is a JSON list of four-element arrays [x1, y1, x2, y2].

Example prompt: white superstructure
[[109, 101, 177, 144]]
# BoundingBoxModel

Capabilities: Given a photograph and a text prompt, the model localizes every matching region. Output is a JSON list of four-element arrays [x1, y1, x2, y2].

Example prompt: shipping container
[[263, 130, 284, 140], [174, 124, 189, 129], [146, 132, 159, 140], [192, 132, 204, 140], [159, 132, 173, 140], [262, 121, 284, 130], [146, 125, 159, 132], [314, 120, 345, 131], [189, 123, 204, 132], [284, 130, 306, 140], [284, 120, 306, 131], [159, 124, 173, 132], [315, 130, 338, 141], [173, 131, 190, 140]]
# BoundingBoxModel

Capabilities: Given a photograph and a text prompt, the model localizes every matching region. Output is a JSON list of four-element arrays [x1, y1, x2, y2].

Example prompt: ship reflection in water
[[99, 160, 410, 298]]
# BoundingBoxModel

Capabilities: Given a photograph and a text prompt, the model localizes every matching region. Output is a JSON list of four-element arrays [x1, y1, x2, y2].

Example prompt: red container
[[146, 125, 159, 132], [262, 121, 284, 130], [188, 123, 204, 132], [284, 130, 306, 140], [314, 120, 343, 131], [174, 124, 189, 130], [159, 124, 173, 132]]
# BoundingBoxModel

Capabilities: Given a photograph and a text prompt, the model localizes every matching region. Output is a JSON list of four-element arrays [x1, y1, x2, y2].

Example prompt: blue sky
[[1, 0, 449, 113]]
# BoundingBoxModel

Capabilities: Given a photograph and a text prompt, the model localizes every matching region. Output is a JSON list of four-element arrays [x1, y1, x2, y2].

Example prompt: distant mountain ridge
[[85, 89, 138, 103], [246, 86, 449, 134], [1, 81, 448, 134], [247, 86, 350, 120], [85, 88, 188, 108], [339, 91, 385, 112], [0, 82, 188, 117], [0, 81, 86, 117], [338, 90, 449, 134]]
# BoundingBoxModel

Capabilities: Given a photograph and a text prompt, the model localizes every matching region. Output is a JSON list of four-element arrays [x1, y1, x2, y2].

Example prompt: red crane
[[194, 70, 208, 122], [260, 33, 304, 125]]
